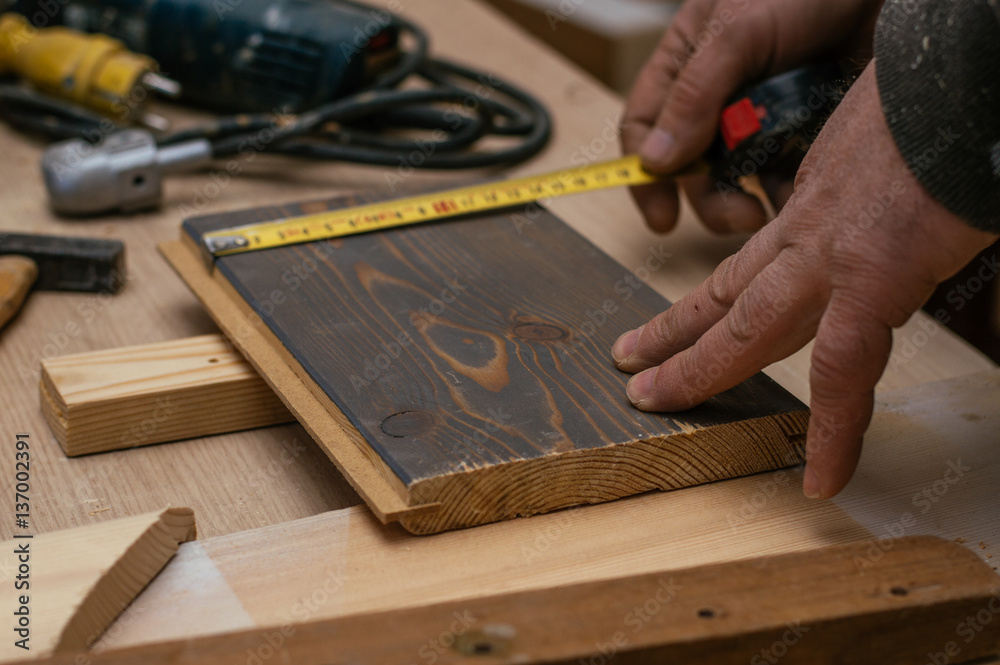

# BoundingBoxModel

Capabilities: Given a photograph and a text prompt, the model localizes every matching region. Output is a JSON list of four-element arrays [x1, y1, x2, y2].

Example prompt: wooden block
[[0, 508, 196, 663], [23, 536, 1000, 665], [167, 197, 810, 534], [39, 334, 294, 456]]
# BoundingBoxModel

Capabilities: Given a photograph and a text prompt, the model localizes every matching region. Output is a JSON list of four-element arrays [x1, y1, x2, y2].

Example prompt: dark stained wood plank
[[176, 195, 809, 533]]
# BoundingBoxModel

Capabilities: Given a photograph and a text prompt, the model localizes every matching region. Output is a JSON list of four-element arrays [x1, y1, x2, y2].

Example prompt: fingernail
[[612, 328, 640, 363], [640, 128, 676, 168], [626, 368, 655, 406], [803, 464, 822, 499]]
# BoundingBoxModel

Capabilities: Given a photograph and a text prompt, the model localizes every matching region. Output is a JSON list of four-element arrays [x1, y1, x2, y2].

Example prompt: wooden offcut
[[20, 536, 1000, 665], [40, 334, 293, 456], [0, 508, 196, 663], [165, 195, 810, 534]]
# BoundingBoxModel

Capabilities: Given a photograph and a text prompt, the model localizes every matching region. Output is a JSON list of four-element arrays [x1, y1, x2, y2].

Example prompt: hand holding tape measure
[[202, 64, 848, 263]]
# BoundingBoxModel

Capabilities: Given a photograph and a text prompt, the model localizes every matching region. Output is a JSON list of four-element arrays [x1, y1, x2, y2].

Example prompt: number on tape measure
[[201, 154, 692, 262]]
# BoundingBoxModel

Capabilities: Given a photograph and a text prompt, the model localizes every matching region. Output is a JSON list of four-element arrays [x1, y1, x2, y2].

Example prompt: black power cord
[[0, 9, 551, 170]]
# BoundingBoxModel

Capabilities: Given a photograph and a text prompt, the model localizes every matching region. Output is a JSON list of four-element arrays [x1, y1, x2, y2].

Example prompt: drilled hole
[[890, 586, 908, 596], [132, 174, 146, 187], [472, 642, 493, 655], [697, 608, 715, 619]]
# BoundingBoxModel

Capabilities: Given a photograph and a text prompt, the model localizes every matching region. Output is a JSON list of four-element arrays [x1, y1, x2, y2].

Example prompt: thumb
[[640, 36, 758, 173]]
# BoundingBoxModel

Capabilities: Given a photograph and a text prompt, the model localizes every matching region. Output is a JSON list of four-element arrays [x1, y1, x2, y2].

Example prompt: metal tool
[[0, 232, 126, 330], [42, 129, 212, 215]]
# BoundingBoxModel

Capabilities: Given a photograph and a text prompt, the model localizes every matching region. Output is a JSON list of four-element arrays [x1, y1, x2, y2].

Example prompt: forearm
[[874, 0, 1000, 233]]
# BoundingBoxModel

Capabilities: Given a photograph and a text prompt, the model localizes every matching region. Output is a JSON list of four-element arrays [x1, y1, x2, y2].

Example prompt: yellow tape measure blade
[[201, 154, 679, 262]]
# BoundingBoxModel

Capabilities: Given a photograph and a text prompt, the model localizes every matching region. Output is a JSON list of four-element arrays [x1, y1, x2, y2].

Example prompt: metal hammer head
[[0, 233, 125, 293]]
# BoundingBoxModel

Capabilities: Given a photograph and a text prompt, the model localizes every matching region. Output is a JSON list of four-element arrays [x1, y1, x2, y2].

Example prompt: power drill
[[15, 0, 401, 113]]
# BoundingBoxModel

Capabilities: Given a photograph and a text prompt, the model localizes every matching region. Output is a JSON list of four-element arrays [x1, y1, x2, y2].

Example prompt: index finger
[[626, 254, 822, 411]]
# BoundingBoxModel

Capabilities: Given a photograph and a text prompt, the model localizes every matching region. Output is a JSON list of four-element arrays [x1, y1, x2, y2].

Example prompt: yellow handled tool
[[0, 13, 178, 127]]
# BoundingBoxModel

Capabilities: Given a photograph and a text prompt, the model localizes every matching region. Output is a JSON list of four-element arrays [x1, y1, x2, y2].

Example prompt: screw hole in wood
[[453, 625, 515, 657], [381, 410, 436, 438], [512, 323, 566, 341]]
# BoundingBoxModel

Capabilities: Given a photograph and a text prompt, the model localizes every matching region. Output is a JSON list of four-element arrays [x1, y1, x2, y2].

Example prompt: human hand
[[621, 0, 883, 233], [612, 64, 998, 499]]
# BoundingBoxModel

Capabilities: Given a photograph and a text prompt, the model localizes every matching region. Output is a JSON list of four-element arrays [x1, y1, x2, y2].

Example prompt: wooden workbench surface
[[0, 0, 994, 546]]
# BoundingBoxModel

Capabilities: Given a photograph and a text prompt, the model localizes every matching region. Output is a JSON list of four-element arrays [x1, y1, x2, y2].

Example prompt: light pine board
[[0, 508, 195, 662], [11, 536, 1000, 665], [89, 370, 1000, 651], [40, 334, 292, 456]]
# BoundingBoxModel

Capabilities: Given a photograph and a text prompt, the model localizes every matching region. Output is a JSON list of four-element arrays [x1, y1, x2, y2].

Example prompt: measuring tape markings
[[200, 155, 703, 262]]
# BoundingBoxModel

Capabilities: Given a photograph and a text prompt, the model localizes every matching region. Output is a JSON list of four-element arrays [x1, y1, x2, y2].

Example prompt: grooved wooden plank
[[170, 196, 809, 534], [39, 335, 293, 456], [0, 508, 196, 663], [15, 536, 1000, 665]]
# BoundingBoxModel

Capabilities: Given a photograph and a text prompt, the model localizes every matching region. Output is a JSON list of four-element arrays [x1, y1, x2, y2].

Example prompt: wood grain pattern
[[94, 369, 1000, 652], [0, 0, 992, 541], [15, 536, 1000, 665], [177, 199, 810, 533], [0, 256, 37, 330], [39, 334, 293, 456], [0, 508, 195, 663]]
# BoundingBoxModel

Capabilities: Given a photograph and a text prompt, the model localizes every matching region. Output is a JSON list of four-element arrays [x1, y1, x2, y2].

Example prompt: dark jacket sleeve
[[874, 0, 1000, 233]]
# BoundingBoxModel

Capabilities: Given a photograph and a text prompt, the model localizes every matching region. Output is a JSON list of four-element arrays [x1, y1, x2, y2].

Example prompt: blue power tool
[[55, 0, 402, 113]]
